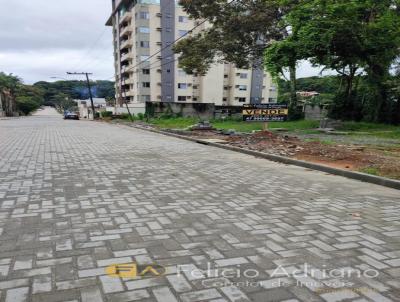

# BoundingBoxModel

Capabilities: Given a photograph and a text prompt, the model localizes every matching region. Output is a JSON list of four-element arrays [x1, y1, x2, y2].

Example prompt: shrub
[[102, 111, 113, 118], [121, 113, 134, 120], [16, 97, 40, 115]]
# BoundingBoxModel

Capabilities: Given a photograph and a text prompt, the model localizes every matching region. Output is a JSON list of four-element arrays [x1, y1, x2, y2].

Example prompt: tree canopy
[[1, 72, 116, 116]]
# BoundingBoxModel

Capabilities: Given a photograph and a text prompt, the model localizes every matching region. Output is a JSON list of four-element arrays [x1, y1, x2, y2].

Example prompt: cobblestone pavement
[[0, 113, 400, 302]]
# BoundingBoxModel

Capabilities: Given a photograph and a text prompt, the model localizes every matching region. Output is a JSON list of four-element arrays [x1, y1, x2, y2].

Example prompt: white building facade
[[106, 0, 278, 113]]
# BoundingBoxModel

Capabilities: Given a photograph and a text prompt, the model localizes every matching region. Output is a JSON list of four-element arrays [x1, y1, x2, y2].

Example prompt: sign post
[[243, 104, 289, 130]]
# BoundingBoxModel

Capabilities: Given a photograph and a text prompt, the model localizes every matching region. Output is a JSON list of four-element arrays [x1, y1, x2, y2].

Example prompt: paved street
[[0, 110, 400, 302]]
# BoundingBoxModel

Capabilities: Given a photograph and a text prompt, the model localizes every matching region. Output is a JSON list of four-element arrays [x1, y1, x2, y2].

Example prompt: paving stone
[[125, 278, 166, 290], [100, 275, 124, 293], [166, 275, 192, 292], [113, 248, 147, 257], [0, 279, 29, 290], [180, 289, 222, 302], [220, 285, 251, 302], [1, 114, 400, 302], [5, 287, 29, 302], [109, 289, 150, 301], [32, 275, 52, 294], [97, 257, 133, 267], [80, 287, 104, 302], [152, 286, 178, 302], [56, 278, 97, 290], [0, 266, 9, 277], [13, 257, 33, 271], [215, 257, 249, 267], [320, 289, 359, 302]]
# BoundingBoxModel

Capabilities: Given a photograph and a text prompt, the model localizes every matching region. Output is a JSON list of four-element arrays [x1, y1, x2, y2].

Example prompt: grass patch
[[339, 122, 400, 140], [359, 167, 380, 176], [147, 117, 320, 132], [304, 138, 335, 145], [212, 119, 319, 132], [149, 117, 198, 129]]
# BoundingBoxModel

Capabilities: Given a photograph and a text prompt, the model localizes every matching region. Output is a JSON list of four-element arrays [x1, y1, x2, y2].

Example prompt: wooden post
[[263, 122, 269, 131]]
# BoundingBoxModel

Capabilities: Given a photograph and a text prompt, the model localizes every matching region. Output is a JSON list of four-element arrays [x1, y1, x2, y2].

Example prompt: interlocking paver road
[[0, 109, 400, 302]]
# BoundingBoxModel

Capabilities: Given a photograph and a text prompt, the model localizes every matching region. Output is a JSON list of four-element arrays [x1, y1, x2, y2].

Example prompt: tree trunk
[[369, 64, 388, 123], [344, 67, 357, 119], [288, 65, 299, 120]]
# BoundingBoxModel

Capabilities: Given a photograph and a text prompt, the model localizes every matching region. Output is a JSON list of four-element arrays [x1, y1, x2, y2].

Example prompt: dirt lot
[[167, 129, 400, 180]]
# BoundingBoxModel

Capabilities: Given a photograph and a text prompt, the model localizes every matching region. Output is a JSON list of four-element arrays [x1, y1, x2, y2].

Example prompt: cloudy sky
[[0, 0, 114, 84], [0, 0, 322, 84]]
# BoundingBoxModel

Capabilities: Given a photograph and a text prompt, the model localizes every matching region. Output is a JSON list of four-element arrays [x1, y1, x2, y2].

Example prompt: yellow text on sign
[[105, 263, 166, 279]]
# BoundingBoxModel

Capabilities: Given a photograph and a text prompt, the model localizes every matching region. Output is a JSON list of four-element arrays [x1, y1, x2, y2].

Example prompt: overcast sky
[[0, 0, 322, 84], [0, 0, 114, 84]]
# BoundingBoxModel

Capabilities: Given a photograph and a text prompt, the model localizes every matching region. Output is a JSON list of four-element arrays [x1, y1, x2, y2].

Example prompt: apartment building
[[106, 0, 277, 113]]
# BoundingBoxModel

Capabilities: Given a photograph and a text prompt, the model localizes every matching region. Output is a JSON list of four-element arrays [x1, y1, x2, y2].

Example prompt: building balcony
[[120, 38, 133, 50], [119, 12, 132, 25], [121, 52, 133, 62], [123, 90, 135, 97], [121, 65, 132, 74], [120, 25, 133, 38], [122, 78, 134, 85]]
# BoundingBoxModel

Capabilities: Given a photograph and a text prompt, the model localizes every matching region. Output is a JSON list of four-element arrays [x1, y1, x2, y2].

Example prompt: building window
[[141, 95, 151, 102], [224, 74, 228, 78], [138, 27, 150, 33], [178, 96, 187, 101], [143, 82, 150, 88], [268, 98, 277, 103], [140, 41, 150, 48], [193, 97, 198, 101], [178, 83, 188, 89], [224, 86, 229, 90], [178, 69, 186, 77], [140, 55, 150, 62], [142, 69, 150, 74], [239, 73, 248, 79], [178, 16, 188, 23], [238, 97, 246, 103], [238, 85, 247, 91], [178, 30, 188, 37], [223, 98, 228, 102], [139, 12, 150, 19], [193, 85, 198, 89]]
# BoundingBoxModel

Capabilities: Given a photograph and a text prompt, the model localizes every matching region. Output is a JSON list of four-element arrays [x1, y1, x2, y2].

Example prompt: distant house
[[0, 89, 17, 117], [75, 98, 107, 119], [297, 91, 320, 98]]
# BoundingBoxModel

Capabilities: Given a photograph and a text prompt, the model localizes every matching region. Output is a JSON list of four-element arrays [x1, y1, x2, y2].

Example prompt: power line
[[70, 28, 109, 71]]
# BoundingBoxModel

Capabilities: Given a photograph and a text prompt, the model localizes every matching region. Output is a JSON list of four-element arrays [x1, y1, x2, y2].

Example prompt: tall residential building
[[106, 0, 277, 113]]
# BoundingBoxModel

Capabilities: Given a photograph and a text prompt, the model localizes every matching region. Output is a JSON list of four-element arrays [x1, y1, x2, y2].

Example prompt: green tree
[[173, 0, 305, 117], [15, 97, 41, 115], [174, 0, 283, 73], [0, 72, 20, 93], [284, 0, 400, 122]]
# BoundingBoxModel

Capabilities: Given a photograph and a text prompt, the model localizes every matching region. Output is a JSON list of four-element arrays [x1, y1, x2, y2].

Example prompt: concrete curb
[[121, 123, 400, 191]]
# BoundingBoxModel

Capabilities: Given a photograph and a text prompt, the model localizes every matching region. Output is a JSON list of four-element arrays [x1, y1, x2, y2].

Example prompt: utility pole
[[67, 72, 96, 120]]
